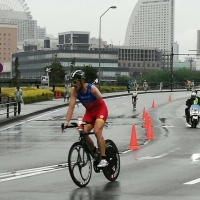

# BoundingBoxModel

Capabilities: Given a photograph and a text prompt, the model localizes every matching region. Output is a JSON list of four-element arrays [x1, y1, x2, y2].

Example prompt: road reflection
[[69, 181, 121, 200]]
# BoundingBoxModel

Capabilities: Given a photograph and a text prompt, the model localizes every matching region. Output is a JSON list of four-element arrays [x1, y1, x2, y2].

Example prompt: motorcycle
[[189, 104, 200, 128]]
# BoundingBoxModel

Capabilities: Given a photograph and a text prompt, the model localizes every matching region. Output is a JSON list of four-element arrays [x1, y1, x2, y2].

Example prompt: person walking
[[14, 86, 23, 115], [160, 82, 163, 91]]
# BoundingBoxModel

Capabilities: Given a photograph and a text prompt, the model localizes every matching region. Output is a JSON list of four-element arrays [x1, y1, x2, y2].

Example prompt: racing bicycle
[[61, 122, 120, 188]]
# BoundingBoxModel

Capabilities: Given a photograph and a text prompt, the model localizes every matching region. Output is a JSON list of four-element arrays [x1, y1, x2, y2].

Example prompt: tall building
[[124, 0, 174, 52], [0, 23, 17, 77], [37, 26, 46, 39], [197, 30, 200, 70], [0, 9, 36, 42], [173, 41, 179, 61], [0, 24, 17, 62], [0, 1, 46, 42]]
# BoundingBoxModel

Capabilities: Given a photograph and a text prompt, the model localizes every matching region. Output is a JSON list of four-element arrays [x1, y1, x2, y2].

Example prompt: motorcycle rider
[[185, 92, 200, 123], [132, 92, 138, 109]]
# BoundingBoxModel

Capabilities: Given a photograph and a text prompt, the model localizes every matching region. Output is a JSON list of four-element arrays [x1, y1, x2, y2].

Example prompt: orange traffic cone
[[151, 100, 155, 108], [168, 95, 171, 102], [128, 125, 140, 150], [145, 117, 154, 140], [54, 92, 59, 99], [142, 107, 146, 119], [142, 112, 149, 128]]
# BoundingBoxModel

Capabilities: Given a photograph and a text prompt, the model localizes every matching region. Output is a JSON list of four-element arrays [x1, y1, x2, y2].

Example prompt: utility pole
[[170, 46, 174, 91]]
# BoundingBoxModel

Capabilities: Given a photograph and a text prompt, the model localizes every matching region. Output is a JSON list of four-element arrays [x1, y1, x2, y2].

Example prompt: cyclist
[[132, 92, 138, 109], [63, 70, 108, 167], [185, 92, 200, 123]]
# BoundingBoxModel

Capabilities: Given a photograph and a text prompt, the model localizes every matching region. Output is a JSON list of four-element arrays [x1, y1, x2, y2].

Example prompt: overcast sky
[[25, 0, 200, 60]]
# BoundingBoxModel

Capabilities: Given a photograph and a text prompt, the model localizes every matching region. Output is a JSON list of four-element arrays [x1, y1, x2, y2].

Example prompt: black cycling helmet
[[191, 92, 197, 98], [70, 70, 85, 81]]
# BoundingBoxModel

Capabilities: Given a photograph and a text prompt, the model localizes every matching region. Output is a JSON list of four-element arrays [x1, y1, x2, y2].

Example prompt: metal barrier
[[0, 97, 17, 118]]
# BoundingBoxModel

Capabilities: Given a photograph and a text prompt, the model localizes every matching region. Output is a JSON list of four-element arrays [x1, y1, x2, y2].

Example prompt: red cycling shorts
[[82, 99, 108, 127]]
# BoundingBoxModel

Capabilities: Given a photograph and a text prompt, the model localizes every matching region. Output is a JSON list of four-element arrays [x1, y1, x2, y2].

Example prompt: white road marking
[[190, 154, 200, 162], [0, 163, 68, 183], [184, 178, 200, 185], [0, 107, 67, 132], [137, 153, 168, 160]]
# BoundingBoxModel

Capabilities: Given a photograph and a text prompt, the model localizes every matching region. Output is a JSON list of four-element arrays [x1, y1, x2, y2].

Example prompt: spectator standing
[[143, 80, 148, 91], [127, 80, 132, 93], [14, 86, 23, 115], [133, 80, 138, 91], [160, 82, 163, 91], [64, 84, 70, 102]]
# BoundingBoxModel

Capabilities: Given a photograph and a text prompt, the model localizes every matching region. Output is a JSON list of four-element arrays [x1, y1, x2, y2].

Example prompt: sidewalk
[[0, 91, 132, 126]]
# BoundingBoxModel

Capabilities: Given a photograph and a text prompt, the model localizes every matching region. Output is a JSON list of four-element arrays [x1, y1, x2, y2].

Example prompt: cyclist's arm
[[90, 85, 102, 99], [65, 87, 77, 124]]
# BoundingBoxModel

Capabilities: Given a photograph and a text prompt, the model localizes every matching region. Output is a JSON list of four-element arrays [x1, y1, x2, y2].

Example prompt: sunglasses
[[71, 79, 80, 84]]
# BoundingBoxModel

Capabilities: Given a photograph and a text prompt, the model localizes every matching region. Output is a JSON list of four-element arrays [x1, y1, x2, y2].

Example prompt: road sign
[[0, 63, 3, 73]]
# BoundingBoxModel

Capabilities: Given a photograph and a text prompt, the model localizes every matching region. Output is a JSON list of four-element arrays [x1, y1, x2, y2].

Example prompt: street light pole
[[170, 46, 174, 91], [98, 6, 116, 91]]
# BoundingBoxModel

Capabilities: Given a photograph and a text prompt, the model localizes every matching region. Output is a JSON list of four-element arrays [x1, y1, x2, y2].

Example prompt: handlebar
[[61, 121, 108, 132]]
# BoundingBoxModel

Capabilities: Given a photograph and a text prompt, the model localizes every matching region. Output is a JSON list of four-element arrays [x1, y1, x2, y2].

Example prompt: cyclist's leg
[[82, 112, 97, 152], [93, 119, 106, 156], [93, 106, 108, 158], [84, 124, 96, 150]]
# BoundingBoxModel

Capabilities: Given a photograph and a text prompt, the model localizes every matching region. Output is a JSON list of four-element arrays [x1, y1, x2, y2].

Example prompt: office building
[[58, 31, 90, 50], [124, 0, 174, 52], [11, 49, 121, 81], [0, 23, 17, 78], [118, 46, 162, 77]]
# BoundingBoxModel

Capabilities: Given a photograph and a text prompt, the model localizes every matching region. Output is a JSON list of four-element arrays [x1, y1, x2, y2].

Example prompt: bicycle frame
[[62, 122, 99, 160], [61, 121, 120, 188]]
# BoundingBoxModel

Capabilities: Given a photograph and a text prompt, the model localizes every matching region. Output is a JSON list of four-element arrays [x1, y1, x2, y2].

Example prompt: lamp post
[[98, 6, 116, 90], [170, 46, 174, 91]]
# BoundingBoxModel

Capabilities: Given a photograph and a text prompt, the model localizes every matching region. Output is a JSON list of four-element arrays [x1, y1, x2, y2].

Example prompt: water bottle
[[77, 116, 83, 130]]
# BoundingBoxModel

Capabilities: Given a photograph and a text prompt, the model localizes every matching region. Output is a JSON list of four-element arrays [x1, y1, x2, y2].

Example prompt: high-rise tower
[[0, 0, 46, 42], [124, 0, 174, 52]]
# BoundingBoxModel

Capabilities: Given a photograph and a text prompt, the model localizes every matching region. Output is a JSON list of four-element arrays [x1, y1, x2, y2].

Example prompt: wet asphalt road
[[1, 91, 200, 200]]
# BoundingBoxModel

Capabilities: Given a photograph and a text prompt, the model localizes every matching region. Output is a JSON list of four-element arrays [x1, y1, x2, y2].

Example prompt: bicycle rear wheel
[[103, 139, 120, 182], [68, 142, 92, 187]]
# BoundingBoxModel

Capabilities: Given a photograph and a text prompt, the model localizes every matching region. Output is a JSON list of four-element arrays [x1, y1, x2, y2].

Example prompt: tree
[[45, 62, 66, 86], [116, 75, 130, 86], [11, 57, 21, 86], [75, 65, 98, 83]]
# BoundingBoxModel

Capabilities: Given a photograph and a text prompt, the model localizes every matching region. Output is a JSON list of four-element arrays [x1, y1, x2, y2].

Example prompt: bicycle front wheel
[[103, 139, 120, 182], [68, 142, 92, 188]]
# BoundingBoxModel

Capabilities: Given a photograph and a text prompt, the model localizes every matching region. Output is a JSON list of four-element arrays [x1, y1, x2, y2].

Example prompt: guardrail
[[0, 97, 17, 118]]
